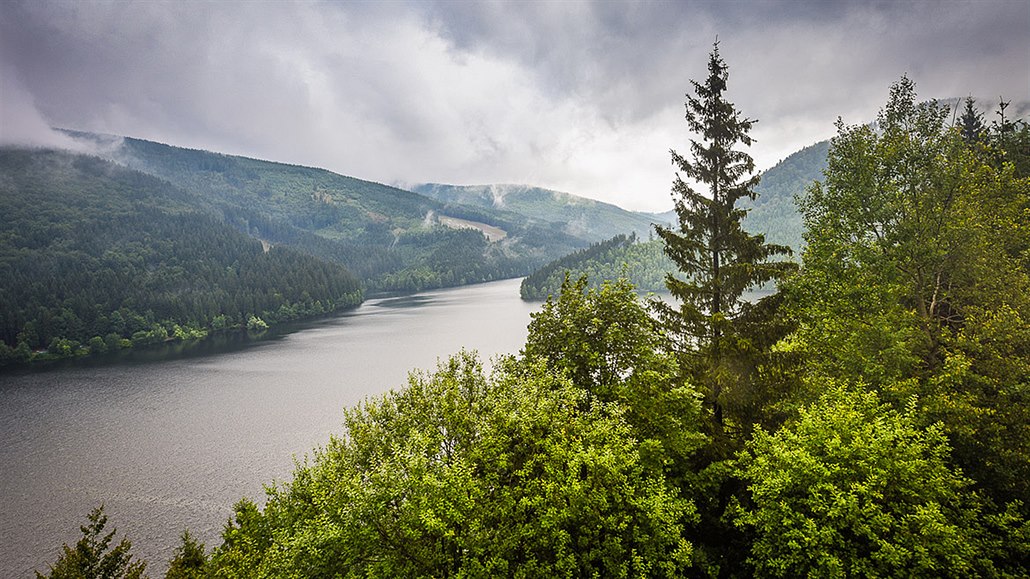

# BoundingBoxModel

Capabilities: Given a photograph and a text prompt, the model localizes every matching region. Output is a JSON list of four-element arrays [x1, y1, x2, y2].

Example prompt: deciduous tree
[[208, 352, 694, 577], [790, 76, 1030, 504], [522, 275, 707, 476], [735, 386, 1005, 578]]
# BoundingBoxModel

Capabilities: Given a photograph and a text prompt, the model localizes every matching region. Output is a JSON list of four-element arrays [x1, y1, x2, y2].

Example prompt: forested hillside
[[411, 182, 666, 242], [743, 139, 829, 251], [107, 136, 587, 292], [0, 133, 603, 368], [520, 234, 674, 299], [0, 148, 362, 366]]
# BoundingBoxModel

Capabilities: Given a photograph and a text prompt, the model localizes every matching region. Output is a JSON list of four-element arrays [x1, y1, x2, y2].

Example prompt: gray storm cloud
[[1, 0, 1027, 212]]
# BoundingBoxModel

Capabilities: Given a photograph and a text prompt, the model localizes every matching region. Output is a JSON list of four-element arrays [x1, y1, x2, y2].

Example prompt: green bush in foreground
[[735, 387, 1000, 577]]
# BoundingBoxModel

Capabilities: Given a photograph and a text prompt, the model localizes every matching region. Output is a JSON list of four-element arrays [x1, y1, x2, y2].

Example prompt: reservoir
[[0, 278, 539, 577]]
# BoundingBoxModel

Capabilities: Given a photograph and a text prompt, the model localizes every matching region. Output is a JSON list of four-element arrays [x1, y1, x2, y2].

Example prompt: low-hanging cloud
[[1, 0, 1027, 212], [0, 63, 81, 149]]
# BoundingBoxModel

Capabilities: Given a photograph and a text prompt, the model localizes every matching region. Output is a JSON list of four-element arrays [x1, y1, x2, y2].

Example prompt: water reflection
[[373, 294, 435, 309]]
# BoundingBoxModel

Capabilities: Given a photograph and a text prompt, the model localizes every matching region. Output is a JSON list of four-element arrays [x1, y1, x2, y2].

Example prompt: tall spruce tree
[[655, 42, 794, 438]]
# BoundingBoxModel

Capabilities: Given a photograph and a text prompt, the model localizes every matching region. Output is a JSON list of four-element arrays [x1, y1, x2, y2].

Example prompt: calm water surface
[[0, 278, 538, 577]]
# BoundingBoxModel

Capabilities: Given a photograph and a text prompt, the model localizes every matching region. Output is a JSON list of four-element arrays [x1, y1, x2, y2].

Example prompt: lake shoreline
[[2, 277, 531, 376], [0, 278, 539, 577]]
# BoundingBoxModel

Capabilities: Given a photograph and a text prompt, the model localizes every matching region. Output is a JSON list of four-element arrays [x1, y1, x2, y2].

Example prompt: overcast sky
[[1, 0, 1027, 212]]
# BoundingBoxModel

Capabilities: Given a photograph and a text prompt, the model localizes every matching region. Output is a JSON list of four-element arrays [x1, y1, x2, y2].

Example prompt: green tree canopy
[[208, 351, 694, 577], [789, 76, 1030, 504], [735, 386, 1009, 578], [522, 275, 706, 475], [164, 530, 206, 579], [959, 96, 985, 144]]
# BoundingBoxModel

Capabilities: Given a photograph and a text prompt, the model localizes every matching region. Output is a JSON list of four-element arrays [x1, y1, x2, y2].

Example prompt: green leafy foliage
[[735, 387, 994, 578], [207, 352, 694, 577], [788, 77, 1030, 505], [36, 506, 147, 579], [522, 275, 707, 472]]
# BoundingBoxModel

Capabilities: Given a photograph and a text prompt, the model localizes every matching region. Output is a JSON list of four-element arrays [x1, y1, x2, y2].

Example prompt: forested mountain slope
[[77, 132, 590, 293], [742, 140, 829, 252], [520, 234, 674, 299], [0, 148, 362, 365], [411, 182, 666, 242], [1, 131, 601, 366]]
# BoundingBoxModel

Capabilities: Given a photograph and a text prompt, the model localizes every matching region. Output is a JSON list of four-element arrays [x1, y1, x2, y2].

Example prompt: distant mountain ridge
[[414, 136, 829, 258], [411, 183, 668, 243], [59, 131, 591, 293]]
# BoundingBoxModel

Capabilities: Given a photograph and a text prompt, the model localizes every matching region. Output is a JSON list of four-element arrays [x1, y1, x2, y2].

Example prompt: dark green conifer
[[654, 41, 795, 437], [164, 530, 206, 579], [36, 506, 147, 579]]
